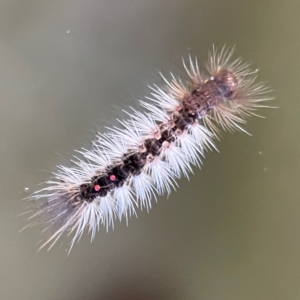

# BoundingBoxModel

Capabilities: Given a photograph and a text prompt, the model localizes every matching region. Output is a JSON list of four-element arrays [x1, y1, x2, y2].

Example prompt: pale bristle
[[24, 46, 272, 251]]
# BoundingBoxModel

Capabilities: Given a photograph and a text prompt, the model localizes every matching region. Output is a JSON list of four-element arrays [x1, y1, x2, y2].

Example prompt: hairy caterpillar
[[25, 46, 271, 251]]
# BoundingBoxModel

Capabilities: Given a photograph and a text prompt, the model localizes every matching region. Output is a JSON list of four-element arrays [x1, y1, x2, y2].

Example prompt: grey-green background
[[0, 1, 298, 299]]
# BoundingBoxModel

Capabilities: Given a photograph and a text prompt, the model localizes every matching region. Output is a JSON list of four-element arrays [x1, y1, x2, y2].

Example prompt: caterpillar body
[[26, 47, 271, 251]]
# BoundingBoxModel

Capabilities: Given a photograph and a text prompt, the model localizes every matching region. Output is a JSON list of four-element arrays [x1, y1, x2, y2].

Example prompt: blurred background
[[0, 1, 299, 299]]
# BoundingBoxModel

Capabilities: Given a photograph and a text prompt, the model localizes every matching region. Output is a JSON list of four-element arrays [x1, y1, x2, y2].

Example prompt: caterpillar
[[25, 46, 271, 251]]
